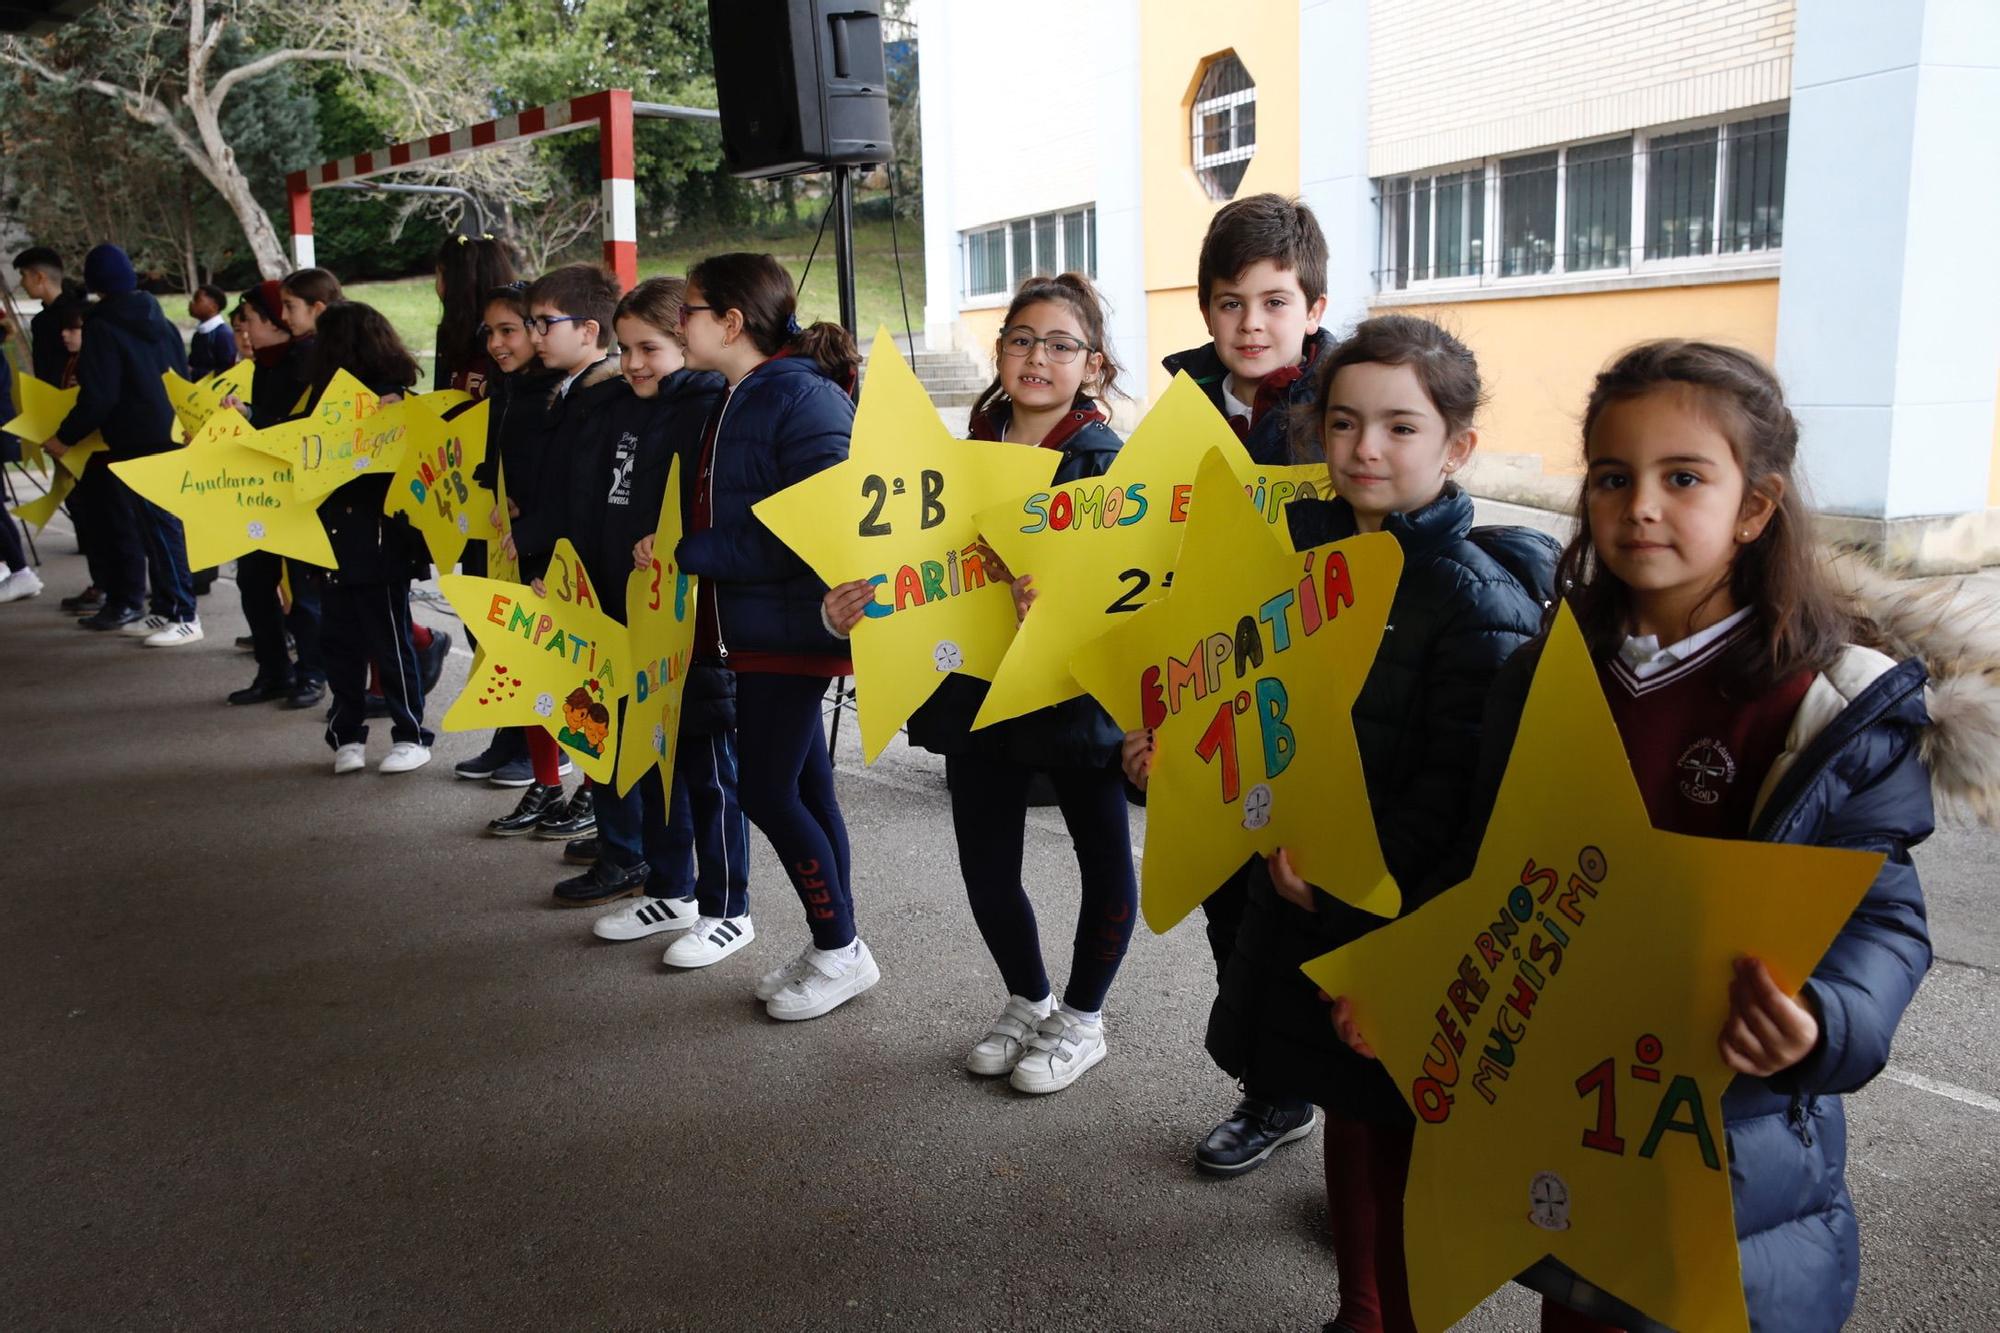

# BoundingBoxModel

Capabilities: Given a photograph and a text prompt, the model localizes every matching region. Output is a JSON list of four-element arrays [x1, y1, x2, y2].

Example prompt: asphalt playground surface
[[4, 521, 1996, 1332]]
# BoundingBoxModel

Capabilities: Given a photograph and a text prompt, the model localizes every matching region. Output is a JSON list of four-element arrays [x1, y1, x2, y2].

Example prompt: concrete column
[[917, 0, 958, 351], [1298, 0, 1373, 337], [1776, 0, 2000, 530], [1093, 0, 1149, 414]]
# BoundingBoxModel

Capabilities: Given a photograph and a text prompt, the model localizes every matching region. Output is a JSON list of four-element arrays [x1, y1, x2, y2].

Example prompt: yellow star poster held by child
[[751, 331, 1060, 761], [9, 469, 74, 531], [1070, 448, 1402, 932], [1299, 605, 1882, 1333], [972, 373, 1258, 730], [1, 373, 106, 476], [615, 457, 699, 796], [108, 408, 337, 569], [385, 398, 499, 572], [241, 370, 432, 503], [438, 538, 630, 785], [162, 364, 254, 433]]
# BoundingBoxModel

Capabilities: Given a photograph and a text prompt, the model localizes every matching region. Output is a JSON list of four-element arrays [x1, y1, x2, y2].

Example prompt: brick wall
[[1367, 0, 1793, 177]]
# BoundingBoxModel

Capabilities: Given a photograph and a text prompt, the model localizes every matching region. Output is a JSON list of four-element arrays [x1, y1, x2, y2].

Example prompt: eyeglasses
[[678, 304, 716, 326], [524, 314, 582, 335], [999, 330, 1092, 364]]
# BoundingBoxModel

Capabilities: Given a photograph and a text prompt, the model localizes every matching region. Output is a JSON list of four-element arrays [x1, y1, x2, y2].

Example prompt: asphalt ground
[[3, 523, 1995, 1332]]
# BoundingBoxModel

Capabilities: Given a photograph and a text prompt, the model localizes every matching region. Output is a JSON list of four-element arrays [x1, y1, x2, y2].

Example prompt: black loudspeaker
[[709, 1, 893, 179]]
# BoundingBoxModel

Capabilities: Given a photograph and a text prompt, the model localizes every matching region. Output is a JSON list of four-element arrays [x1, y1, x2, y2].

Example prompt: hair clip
[[784, 313, 802, 336]]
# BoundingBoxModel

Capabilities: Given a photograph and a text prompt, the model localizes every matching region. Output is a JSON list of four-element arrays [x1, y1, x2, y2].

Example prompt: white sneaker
[[332, 743, 367, 775], [1009, 1011, 1108, 1094], [143, 618, 204, 647], [0, 567, 43, 603], [753, 944, 816, 1002], [967, 994, 1056, 1076], [122, 613, 171, 638], [764, 938, 880, 1022], [662, 915, 755, 968], [593, 895, 699, 941], [379, 742, 431, 774]]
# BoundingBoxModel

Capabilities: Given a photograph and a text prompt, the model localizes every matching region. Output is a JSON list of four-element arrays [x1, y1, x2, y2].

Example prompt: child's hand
[[633, 535, 655, 572], [822, 580, 875, 635], [507, 498, 521, 519], [220, 393, 244, 413], [1329, 995, 1377, 1059], [500, 531, 517, 561], [42, 437, 67, 459], [1269, 847, 1317, 913], [488, 504, 503, 531], [1720, 957, 1820, 1077], [1011, 573, 1037, 624], [974, 539, 1013, 584], [530, 577, 546, 597], [1120, 727, 1154, 791]]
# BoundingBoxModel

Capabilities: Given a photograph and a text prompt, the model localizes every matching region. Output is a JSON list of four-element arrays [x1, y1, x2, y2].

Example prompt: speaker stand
[[831, 162, 859, 336]]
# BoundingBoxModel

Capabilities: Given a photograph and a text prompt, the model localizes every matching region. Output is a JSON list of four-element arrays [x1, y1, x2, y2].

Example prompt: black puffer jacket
[[317, 375, 423, 585], [54, 290, 188, 457], [511, 357, 626, 580], [903, 402, 1128, 770], [1204, 485, 1559, 1116], [470, 363, 564, 508]]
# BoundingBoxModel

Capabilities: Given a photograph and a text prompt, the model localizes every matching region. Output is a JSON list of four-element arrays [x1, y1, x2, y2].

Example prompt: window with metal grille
[[961, 206, 1099, 300], [1373, 107, 1788, 292], [1191, 54, 1256, 201]]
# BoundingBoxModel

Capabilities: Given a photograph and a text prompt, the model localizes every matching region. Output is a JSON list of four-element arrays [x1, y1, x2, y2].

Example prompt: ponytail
[[793, 321, 861, 391]]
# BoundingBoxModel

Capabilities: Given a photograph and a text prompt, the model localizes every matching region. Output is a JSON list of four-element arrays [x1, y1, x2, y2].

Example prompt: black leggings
[[945, 754, 1137, 1014], [734, 672, 853, 949]]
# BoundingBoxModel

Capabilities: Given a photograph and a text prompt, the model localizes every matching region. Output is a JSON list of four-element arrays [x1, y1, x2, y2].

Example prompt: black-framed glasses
[[999, 329, 1093, 364], [678, 304, 716, 326], [524, 314, 582, 335]]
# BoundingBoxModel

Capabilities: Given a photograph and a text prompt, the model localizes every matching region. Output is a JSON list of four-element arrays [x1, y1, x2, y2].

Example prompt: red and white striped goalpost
[[286, 89, 640, 290]]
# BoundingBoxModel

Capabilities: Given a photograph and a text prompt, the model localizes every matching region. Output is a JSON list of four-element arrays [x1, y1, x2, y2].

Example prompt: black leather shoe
[[227, 676, 294, 706], [1195, 1096, 1321, 1176], [282, 679, 327, 710], [454, 730, 526, 780], [488, 783, 564, 837], [62, 587, 105, 614], [535, 786, 596, 840], [552, 857, 649, 908], [418, 628, 452, 695], [562, 836, 599, 865], [79, 605, 143, 631]]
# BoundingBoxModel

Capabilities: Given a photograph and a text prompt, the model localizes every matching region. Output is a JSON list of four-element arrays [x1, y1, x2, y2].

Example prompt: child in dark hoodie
[[50, 244, 199, 643]]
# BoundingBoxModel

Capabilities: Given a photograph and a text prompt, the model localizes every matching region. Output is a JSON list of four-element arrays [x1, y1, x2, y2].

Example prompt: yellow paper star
[[239, 370, 432, 503], [1069, 447, 1403, 931], [487, 462, 521, 585], [1299, 605, 1883, 1333], [615, 456, 700, 796], [437, 538, 631, 785], [385, 398, 500, 572], [751, 330, 1062, 761], [0, 373, 106, 475], [108, 408, 337, 569], [162, 364, 254, 433], [971, 373, 1259, 730], [9, 468, 75, 531]]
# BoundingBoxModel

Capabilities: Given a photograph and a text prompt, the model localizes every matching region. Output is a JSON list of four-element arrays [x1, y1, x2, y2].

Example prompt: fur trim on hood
[[1828, 551, 2000, 826]]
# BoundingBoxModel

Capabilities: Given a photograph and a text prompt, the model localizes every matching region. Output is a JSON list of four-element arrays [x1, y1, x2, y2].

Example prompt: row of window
[[963, 206, 1098, 299], [1378, 111, 1788, 291]]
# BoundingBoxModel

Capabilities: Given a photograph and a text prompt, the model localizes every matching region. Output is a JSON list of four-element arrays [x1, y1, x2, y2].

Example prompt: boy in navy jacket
[[186, 283, 238, 378]]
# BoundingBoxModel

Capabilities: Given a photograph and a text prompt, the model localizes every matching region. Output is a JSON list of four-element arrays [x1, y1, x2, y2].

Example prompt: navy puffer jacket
[[904, 403, 1126, 770], [1160, 326, 1336, 467], [54, 291, 188, 457], [1204, 485, 1560, 1116], [676, 354, 854, 657], [1490, 638, 1936, 1333]]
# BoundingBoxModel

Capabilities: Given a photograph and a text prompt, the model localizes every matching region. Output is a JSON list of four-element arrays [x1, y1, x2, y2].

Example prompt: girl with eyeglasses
[[819, 272, 1138, 1093], [672, 251, 874, 1020]]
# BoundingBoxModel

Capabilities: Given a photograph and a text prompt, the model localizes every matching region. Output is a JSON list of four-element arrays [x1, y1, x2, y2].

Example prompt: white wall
[[1776, 0, 2000, 519], [1299, 0, 1373, 334], [1368, 0, 1794, 176]]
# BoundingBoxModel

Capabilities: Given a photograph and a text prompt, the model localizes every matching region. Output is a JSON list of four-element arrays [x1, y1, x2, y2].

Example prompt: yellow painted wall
[[1379, 279, 1781, 476], [1139, 2, 1301, 399]]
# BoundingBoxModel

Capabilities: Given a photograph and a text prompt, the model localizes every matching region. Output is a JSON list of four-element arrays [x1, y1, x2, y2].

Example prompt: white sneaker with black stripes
[[662, 914, 754, 968], [593, 895, 699, 942]]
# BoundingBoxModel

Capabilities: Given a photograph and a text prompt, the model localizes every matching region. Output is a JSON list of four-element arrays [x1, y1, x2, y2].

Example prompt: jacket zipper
[[704, 376, 749, 662]]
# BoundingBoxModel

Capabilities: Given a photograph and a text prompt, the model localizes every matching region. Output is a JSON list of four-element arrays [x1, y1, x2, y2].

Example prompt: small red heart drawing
[[494, 664, 509, 673], [511, 679, 522, 687], [477, 698, 487, 706]]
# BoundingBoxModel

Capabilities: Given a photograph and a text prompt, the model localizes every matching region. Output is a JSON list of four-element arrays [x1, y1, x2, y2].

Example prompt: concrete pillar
[[1298, 0, 1373, 337], [1776, 0, 2000, 534]]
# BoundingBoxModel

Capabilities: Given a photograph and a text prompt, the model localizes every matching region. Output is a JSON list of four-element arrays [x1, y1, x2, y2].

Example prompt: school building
[[915, 0, 2000, 572]]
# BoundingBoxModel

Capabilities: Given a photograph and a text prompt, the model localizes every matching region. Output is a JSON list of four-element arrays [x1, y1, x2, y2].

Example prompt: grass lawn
[[344, 215, 927, 382]]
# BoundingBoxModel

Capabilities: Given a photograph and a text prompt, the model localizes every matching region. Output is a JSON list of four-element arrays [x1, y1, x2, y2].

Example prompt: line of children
[[822, 272, 1138, 1091], [672, 252, 879, 1020]]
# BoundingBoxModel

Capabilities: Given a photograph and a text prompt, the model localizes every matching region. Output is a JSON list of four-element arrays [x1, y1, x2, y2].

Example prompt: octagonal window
[[1192, 54, 1256, 200]]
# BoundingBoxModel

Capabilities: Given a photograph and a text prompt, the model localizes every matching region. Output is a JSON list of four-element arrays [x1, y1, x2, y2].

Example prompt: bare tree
[[0, 0, 469, 278]]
